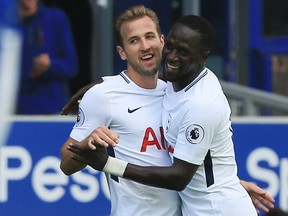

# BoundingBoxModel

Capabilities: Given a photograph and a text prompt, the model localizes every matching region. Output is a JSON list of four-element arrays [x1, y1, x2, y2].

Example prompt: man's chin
[[163, 72, 177, 82]]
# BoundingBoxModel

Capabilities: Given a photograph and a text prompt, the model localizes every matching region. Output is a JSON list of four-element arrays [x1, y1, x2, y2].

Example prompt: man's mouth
[[141, 54, 153, 60], [166, 62, 179, 70]]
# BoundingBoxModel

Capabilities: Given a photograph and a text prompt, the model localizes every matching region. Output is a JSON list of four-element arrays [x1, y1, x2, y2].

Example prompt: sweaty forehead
[[120, 16, 158, 40]]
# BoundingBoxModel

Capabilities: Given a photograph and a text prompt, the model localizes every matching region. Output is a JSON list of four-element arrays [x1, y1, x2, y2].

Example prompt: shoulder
[[189, 68, 223, 102], [205, 68, 222, 91], [79, 81, 110, 113], [84, 75, 122, 97], [85, 80, 109, 97]]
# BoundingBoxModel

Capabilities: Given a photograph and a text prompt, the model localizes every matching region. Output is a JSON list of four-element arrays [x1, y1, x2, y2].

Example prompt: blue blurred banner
[[0, 117, 287, 216], [233, 121, 288, 215], [0, 118, 111, 216]]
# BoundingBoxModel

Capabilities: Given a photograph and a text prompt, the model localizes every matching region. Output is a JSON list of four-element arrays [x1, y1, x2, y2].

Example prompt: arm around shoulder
[[122, 157, 198, 191]]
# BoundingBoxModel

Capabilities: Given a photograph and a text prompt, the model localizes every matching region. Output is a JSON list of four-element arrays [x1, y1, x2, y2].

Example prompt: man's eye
[[130, 39, 138, 44], [180, 49, 188, 56], [164, 44, 172, 50]]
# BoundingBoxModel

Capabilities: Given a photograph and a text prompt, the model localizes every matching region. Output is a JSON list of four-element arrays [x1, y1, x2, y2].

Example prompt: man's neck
[[172, 66, 205, 92], [125, 70, 158, 89]]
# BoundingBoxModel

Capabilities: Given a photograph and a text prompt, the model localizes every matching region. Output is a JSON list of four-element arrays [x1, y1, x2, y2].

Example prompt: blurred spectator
[[16, 0, 78, 114], [266, 207, 288, 216]]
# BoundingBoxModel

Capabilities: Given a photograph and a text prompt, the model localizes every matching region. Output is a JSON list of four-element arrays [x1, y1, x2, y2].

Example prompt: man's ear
[[202, 50, 210, 62], [117, 45, 127, 60], [160, 34, 165, 48]]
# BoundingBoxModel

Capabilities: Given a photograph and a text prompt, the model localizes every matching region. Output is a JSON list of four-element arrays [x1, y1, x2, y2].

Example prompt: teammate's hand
[[67, 142, 108, 171], [240, 180, 275, 213]]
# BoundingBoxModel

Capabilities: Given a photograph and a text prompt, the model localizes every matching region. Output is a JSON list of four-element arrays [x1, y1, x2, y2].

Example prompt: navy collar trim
[[184, 69, 208, 92], [119, 71, 130, 84]]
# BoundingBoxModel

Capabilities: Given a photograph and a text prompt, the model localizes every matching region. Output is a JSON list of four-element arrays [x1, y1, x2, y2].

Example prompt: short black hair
[[175, 15, 215, 51]]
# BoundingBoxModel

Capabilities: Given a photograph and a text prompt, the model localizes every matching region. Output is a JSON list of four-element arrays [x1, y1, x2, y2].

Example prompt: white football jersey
[[70, 71, 181, 216], [162, 68, 257, 216]]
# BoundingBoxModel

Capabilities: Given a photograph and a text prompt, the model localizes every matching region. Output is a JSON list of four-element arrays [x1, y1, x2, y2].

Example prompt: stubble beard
[[131, 61, 160, 77]]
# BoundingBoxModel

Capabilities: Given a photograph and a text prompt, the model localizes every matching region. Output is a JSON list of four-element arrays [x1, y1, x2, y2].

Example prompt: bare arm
[[67, 140, 198, 191], [60, 137, 87, 175], [124, 157, 198, 191], [67, 125, 198, 190]]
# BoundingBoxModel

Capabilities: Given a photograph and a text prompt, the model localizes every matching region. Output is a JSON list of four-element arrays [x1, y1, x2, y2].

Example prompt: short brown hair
[[114, 5, 161, 47]]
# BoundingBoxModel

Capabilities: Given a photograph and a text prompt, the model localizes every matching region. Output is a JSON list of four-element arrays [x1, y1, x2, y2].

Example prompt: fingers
[[263, 192, 275, 206], [67, 126, 119, 157], [70, 153, 87, 164], [100, 126, 119, 144], [250, 191, 275, 213], [90, 126, 119, 147], [88, 137, 97, 149], [241, 180, 275, 213], [67, 143, 83, 154], [254, 199, 269, 213], [257, 193, 275, 209], [67, 143, 84, 162]]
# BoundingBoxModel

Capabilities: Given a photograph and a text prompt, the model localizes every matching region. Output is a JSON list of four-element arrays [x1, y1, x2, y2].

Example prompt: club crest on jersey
[[185, 124, 204, 144], [75, 108, 85, 127]]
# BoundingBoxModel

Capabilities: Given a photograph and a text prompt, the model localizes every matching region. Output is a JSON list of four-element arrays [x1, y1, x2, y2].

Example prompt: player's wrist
[[102, 156, 128, 177]]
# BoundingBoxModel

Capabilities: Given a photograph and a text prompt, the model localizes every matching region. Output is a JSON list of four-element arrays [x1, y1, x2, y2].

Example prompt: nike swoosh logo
[[128, 107, 142, 113]]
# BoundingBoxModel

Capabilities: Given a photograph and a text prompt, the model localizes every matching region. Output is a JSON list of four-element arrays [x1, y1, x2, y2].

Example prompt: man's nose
[[140, 39, 151, 51], [166, 49, 179, 61]]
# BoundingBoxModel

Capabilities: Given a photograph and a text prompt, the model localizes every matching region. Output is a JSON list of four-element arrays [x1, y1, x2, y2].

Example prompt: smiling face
[[162, 23, 209, 90], [117, 16, 164, 78]]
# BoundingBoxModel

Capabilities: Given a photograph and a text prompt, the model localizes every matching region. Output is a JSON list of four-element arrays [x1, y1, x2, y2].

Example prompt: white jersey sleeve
[[70, 83, 112, 141], [173, 100, 219, 165]]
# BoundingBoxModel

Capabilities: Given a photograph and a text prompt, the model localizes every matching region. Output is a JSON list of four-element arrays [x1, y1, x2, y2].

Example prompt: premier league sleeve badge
[[185, 124, 204, 144]]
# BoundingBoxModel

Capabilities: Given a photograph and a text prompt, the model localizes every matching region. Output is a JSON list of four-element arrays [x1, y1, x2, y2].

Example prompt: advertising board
[[1, 116, 287, 215]]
